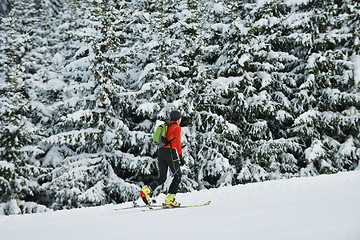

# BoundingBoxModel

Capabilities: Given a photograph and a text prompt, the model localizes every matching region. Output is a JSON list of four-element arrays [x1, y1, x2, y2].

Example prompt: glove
[[179, 154, 185, 166]]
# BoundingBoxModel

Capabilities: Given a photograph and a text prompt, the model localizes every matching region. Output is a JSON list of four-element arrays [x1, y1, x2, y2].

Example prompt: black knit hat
[[170, 110, 181, 121]]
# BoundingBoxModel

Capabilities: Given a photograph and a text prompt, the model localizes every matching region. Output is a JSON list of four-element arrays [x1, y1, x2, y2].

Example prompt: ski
[[142, 200, 211, 212], [114, 202, 162, 211]]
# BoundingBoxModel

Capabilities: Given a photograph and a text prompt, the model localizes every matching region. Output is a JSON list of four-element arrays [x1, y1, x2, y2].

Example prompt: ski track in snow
[[1, 171, 360, 240]]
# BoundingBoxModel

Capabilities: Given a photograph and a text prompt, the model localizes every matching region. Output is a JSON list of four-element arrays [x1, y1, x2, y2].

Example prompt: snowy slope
[[1, 171, 360, 240]]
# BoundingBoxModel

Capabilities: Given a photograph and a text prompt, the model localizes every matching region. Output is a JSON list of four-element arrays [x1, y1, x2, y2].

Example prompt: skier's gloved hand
[[179, 154, 185, 166]]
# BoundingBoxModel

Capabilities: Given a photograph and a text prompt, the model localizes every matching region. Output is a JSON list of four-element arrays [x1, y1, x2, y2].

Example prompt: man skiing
[[140, 110, 185, 207]]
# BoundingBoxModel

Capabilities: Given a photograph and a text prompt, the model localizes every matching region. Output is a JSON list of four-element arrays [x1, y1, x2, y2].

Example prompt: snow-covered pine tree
[[289, 0, 360, 175], [0, 0, 52, 214], [238, 0, 304, 181], [183, 1, 240, 188], [201, 0, 360, 182], [35, 0, 142, 209], [199, 0, 299, 183]]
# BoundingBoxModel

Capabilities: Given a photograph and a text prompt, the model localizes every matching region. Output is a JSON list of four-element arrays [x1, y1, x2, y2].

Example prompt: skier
[[140, 110, 185, 207]]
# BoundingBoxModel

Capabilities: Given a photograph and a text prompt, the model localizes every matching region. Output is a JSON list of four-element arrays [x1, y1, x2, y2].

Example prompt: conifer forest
[[0, 0, 359, 214]]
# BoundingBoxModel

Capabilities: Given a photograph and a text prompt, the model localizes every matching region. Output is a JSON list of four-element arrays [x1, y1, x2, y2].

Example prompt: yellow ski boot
[[165, 194, 180, 207], [140, 186, 151, 205]]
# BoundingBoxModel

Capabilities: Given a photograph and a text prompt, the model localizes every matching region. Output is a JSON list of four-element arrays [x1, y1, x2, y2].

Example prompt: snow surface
[[1, 171, 360, 240]]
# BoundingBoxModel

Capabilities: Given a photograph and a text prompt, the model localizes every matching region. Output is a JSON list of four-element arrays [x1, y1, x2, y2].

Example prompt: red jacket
[[160, 121, 182, 155]]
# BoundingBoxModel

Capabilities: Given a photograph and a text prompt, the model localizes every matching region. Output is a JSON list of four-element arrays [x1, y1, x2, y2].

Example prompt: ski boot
[[140, 186, 151, 205], [165, 194, 180, 207]]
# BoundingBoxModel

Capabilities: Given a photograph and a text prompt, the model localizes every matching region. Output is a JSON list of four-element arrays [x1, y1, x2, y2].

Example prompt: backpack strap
[[166, 122, 178, 162]]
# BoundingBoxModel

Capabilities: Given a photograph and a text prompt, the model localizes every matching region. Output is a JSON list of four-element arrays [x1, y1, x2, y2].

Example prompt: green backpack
[[153, 122, 176, 147]]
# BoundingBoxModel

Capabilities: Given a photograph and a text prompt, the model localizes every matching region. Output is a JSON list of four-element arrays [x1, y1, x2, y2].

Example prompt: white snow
[[338, 136, 356, 157], [257, 71, 272, 89], [351, 54, 360, 85], [42, 146, 64, 167], [238, 54, 250, 67], [139, 63, 157, 81], [137, 102, 158, 115], [284, 0, 310, 5], [211, 76, 240, 92], [1, 171, 359, 240], [256, 0, 311, 7], [304, 139, 326, 162], [52, 53, 64, 66]]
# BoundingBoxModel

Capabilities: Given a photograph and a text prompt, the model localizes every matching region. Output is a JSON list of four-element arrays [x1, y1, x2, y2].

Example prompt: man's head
[[170, 110, 182, 124]]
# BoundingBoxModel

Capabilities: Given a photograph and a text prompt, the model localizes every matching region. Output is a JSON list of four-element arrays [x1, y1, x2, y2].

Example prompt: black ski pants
[[149, 148, 181, 194]]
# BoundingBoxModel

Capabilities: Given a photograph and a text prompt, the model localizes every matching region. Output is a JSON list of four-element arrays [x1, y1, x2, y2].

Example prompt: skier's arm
[[173, 125, 182, 155]]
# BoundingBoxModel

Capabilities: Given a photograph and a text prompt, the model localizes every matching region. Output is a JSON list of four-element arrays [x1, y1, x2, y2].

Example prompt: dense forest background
[[0, 0, 359, 215]]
